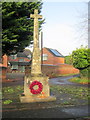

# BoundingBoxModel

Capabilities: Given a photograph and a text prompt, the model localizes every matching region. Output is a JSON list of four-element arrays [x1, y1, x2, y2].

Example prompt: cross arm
[[30, 14, 34, 18], [38, 15, 42, 19], [30, 14, 42, 19]]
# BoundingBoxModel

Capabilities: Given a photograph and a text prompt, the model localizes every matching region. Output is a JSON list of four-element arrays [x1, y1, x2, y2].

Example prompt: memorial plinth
[[20, 9, 56, 103], [20, 75, 56, 103]]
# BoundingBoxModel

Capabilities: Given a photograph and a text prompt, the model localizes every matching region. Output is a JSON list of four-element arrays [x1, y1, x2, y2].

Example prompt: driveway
[[49, 74, 88, 87]]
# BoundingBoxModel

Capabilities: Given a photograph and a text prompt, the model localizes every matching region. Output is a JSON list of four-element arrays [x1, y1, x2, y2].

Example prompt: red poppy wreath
[[29, 81, 43, 94]]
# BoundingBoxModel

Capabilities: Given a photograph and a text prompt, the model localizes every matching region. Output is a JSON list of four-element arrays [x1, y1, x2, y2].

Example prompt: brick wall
[[0, 54, 8, 80], [2, 54, 8, 67], [1, 67, 7, 79], [41, 48, 55, 65], [57, 64, 79, 75], [0, 66, 7, 80], [25, 64, 79, 78], [9, 57, 30, 62], [41, 64, 79, 78], [41, 65, 59, 78], [54, 57, 64, 65], [41, 48, 64, 65], [25, 65, 58, 78]]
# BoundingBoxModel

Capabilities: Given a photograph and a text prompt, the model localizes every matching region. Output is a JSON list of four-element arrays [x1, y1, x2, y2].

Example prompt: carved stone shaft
[[30, 9, 42, 75]]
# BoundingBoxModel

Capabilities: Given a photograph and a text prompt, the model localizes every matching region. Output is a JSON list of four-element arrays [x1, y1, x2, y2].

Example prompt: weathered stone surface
[[30, 9, 42, 76], [20, 95, 56, 103], [20, 9, 56, 103], [23, 75, 50, 96]]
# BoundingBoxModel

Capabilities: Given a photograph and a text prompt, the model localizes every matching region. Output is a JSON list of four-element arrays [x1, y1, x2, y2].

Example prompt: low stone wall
[[25, 64, 79, 78]]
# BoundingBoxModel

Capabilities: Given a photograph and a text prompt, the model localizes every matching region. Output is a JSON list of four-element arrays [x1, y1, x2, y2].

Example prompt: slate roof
[[17, 49, 32, 58], [46, 48, 64, 57], [17, 52, 27, 58]]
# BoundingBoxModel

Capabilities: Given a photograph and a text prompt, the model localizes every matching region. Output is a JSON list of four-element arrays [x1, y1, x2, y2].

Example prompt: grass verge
[[2, 84, 90, 107], [69, 77, 90, 84], [58, 73, 79, 77]]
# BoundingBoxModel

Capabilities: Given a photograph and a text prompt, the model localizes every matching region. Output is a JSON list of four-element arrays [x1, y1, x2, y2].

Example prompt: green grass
[[2, 84, 90, 106], [50, 85, 89, 100], [49, 73, 79, 78], [54, 73, 78, 77], [50, 85, 90, 106], [2, 85, 24, 104], [58, 73, 79, 77], [69, 77, 90, 84], [3, 100, 13, 104]]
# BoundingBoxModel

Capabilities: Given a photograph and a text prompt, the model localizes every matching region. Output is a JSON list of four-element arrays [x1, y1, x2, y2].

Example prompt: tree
[[71, 46, 90, 77], [2, 1, 44, 55], [65, 55, 73, 65], [74, 2, 88, 45], [88, 1, 90, 48]]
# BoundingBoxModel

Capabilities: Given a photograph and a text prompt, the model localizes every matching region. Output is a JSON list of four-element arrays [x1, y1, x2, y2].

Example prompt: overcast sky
[[26, 0, 88, 56], [40, 1, 88, 56]]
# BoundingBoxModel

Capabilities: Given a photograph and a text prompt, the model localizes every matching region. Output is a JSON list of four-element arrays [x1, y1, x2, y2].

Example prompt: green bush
[[72, 46, 89, 70], [3, 100, 12, 104], [80, 67, 90, 78], [70, 46, 90, 79], [80, 68, 88, 77]]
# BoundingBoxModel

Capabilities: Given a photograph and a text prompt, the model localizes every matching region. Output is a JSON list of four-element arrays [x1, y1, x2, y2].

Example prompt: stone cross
[[30, 9, 42, 76], [20, 9, 56, 103]]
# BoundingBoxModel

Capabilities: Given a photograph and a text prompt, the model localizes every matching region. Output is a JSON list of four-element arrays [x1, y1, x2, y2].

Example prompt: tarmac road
[[2, 105, 89, 119], [49, 74, 89, 87], [3, 73, 88, 87]]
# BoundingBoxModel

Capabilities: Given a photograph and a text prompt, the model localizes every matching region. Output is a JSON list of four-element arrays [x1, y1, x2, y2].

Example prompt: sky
[[39, 1, 88, 56], [26, 0, 88, 56]]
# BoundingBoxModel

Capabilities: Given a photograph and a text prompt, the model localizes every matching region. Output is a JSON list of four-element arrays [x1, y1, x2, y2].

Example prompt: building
[[41, 47, 79, 77], [41, 47, 64, 65], [8, 49, 31, 73], [26, 47, 79, 77], [7, 47, 79, 77]]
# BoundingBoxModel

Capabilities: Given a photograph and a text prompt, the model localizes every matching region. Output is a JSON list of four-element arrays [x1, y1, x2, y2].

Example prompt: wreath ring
[[29, 80, 43, 94]]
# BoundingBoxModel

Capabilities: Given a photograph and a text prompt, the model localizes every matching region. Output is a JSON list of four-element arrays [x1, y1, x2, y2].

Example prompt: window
[[10, 54, 17, 59], [42, 54, 48, 61], [11, 65, 18, 70], [19, 66, 25, 72], [19, 59, 24, 62]]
